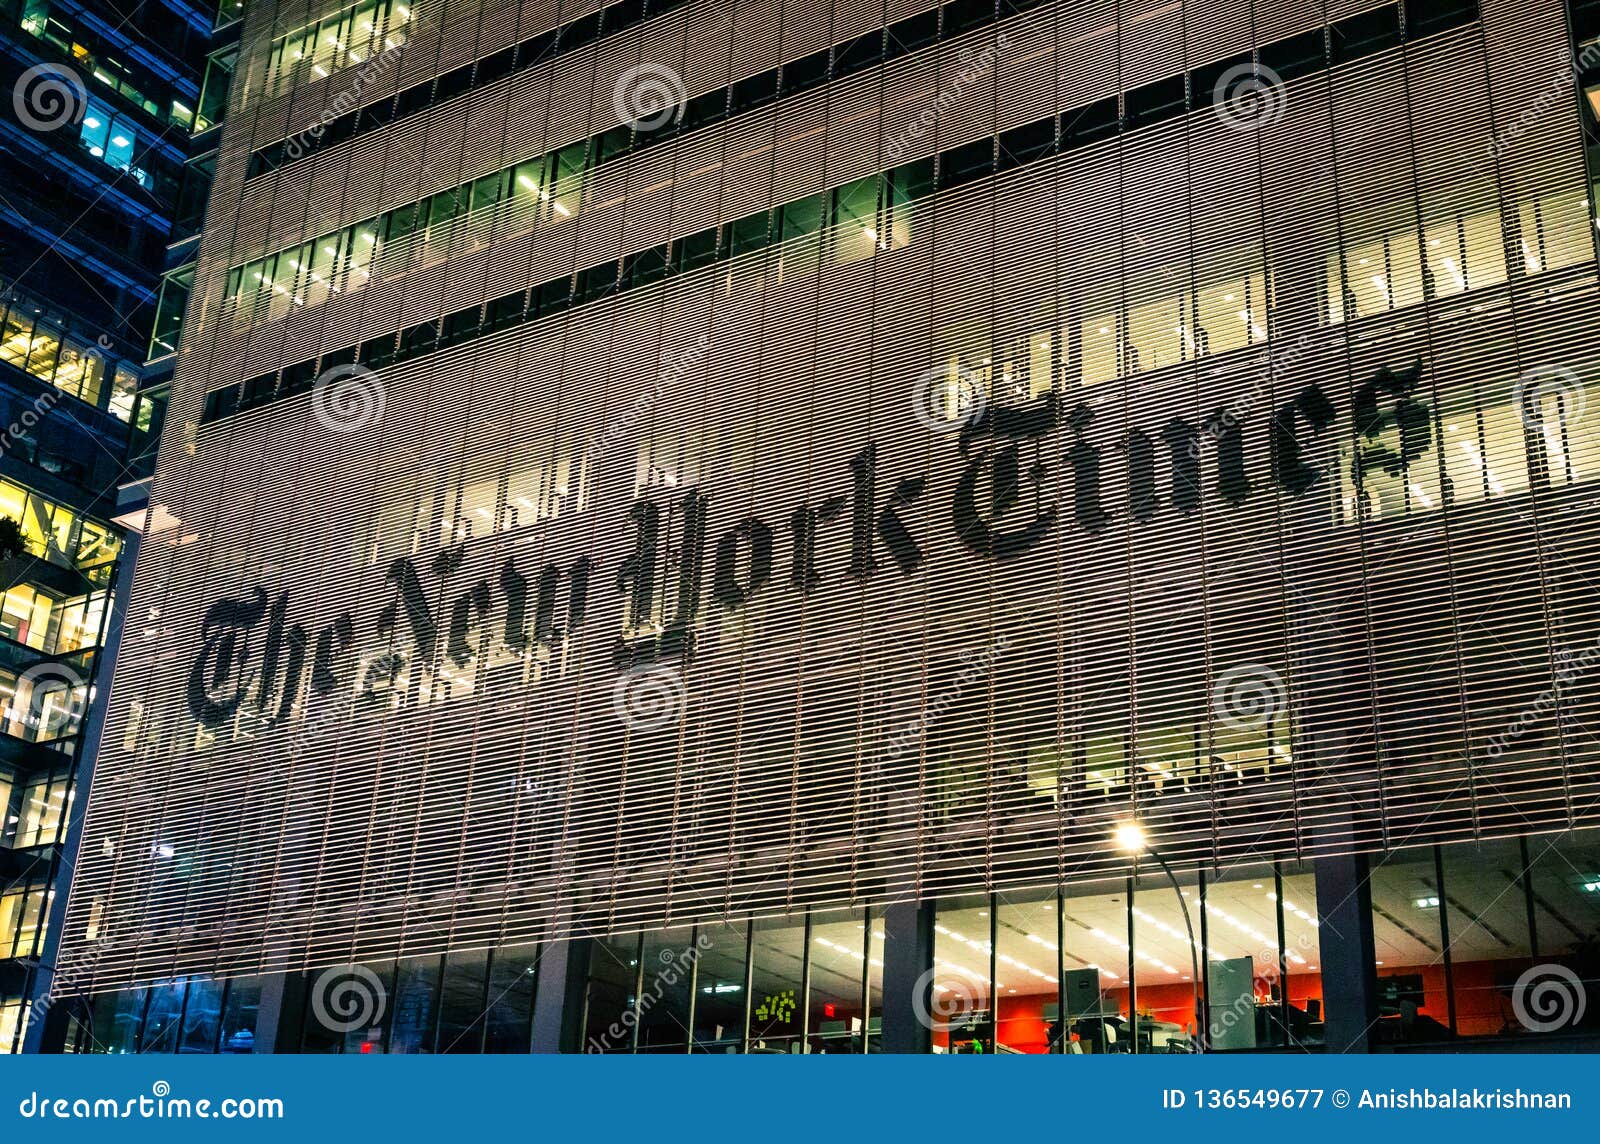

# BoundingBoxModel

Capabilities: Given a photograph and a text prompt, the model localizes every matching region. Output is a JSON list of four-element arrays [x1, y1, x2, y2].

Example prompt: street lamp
[[1114, 820, 1204, 1052]]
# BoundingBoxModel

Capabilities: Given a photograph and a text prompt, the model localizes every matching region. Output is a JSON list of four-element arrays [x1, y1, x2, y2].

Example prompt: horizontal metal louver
[[58, 0, 1600, 994]]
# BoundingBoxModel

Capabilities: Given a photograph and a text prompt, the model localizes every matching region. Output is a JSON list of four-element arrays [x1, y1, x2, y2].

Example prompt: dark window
[[780, 50, 831, 97], [382, 202, 423, 244], [484, 292, 527, 332], [835, 32, 884, 78], [676, 227, 724, 272], [538, 277, 572, 313], [782, 195, 825, 242], [594, 124, 633, 164], [943, 0, 996, 38], [609, 0, 646, 29], [1123, 74, 1187, 125], [241, 372, 277, 408], [729, 212, 770, 257], [355, 96, 396, 133], [1061, 96, 1121, 147], [889, 10, 939, 54], [396, 82, 433, 119], [516, 30, 558, 71], [475, 46, 516, 88], [1259, 29, 1326, 82], [321, 346, 357, 370], [939, 137, 995, 190], [317, 114, 355, 150], [730, 69, 778, 114], [398, 321, 438, 361], [562, 12, 601, 49], [576, 262, 617, 301], [434, 64, 475, 105], [888, 157, 935, 203], [470, 170, 509, 212], [439, 306, 481, 347], [556, 140, 590, 182], [279, 359, 317, 394], [1330, 5, 1400, 65], [362, 333, 399, 370], [427, 187, 468, 230], [998, 117, 1056, 169], [1406, 0, 1478, 39], [680, 89, 727, 132], [626, 244, 672, 287], [1188, 53, 1253, 114], [202, 386, 237, 423]]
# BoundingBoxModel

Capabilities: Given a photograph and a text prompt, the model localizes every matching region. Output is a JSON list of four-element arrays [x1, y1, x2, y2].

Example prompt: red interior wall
[[938, 958, 1520, 1051]]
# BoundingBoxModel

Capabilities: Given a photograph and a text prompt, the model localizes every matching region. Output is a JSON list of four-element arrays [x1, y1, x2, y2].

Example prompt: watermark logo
[[16, 661, 86, 738], [911, 364, 987, 432], [1211, 63, 1287, 132], [911, 965, 986, 1034], [611, 664, 686, 728], [311, 363, 386, 433], [1210, 663, 1286, 732], [1512, 963, 1587, 1033], [308, 964, 387, 1033], [614, 63, 686, 132], [12, 63, 86, 132], [1513, 363, 1585, 429]]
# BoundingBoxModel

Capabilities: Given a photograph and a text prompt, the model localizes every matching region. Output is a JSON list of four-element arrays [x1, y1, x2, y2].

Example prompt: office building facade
[[42, 0, 1600, 1052], [0, 0, 239, 1052]]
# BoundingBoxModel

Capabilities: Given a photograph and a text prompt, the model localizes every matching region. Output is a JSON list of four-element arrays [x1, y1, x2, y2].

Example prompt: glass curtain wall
[[586, 910, 878, 1053], [63, 828, 1600, 1055], [1366, 834, 1600, 1046]]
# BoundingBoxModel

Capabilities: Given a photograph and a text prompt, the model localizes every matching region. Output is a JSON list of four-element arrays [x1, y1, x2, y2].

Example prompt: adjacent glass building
[[37, 0, 1600, 1052], [0, 0, 237, 1052]]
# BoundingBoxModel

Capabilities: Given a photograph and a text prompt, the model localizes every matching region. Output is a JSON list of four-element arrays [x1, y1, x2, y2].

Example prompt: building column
[[531, 937, 590, 1054], [877, 899, 934, 1054], [1313, 851, 1380, 1053]]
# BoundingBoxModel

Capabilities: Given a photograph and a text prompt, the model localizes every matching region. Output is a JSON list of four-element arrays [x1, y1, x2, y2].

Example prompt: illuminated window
[[78, 100, 136, 172]]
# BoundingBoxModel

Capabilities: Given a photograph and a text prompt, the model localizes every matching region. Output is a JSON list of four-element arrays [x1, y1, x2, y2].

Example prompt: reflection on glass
[[1058, 880, 1125, 1053], [180, 977, 223, 1053], [808, 909, 869, 1053], [994, 892, 1058, 1054], [636, 927, 695, 1052], [90, 988, 145, 1054], [389, 955, 440, 1053], [436, 948, 488, 1053], [581, 933, 638, 1053], [1528, 830, 1600, 1040], [1369, 848, 1451, 1043], [139, 979, 185, 1052], [1131, 869, 1199, 1052], [1439, 838, 1534, 1039], [219, 977, 261, 1053], [932, 896, 991, 1053], [1278, 860, 1326, 1048], [483, 944, 536, 1053], [691, 921, 747, 1052], [747, 915, 805, 1053]]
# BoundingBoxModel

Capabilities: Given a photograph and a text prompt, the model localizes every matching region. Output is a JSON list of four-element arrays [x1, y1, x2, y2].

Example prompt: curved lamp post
[[1115, 821, 1204, 1053]]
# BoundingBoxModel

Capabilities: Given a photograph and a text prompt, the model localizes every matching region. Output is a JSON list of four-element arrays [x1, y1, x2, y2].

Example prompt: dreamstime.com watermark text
[[16, 1082, 284, 1121]]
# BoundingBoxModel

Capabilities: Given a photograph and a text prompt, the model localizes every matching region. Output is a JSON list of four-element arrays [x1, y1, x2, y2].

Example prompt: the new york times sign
[[187, 364, 1427, 728]]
